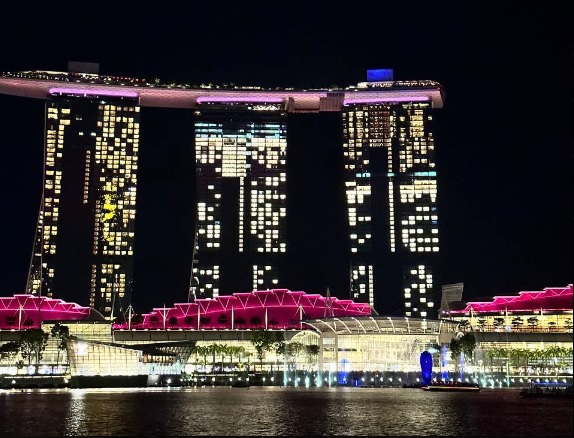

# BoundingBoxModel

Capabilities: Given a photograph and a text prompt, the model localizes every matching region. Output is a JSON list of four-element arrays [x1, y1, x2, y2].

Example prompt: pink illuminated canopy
[[196, 96, 284, 103], [49, 87, 139, 98], [0, 295, 94, 329], [113, 288, 372, 331], [343, 97, 430, 105], [448, 284, 573, 315]]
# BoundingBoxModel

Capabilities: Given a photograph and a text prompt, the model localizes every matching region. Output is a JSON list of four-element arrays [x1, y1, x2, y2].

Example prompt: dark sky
[[0, 2, 571, 310]]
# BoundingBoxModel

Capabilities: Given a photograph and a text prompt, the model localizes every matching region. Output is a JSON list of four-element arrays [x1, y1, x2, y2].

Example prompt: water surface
[[1, 386, 571, 436]]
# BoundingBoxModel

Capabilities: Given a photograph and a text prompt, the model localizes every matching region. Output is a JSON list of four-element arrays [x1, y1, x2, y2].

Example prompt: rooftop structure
[[0, 66, 446, 318], [448, 284, 573, 315], [0, 70, 444, 112], [0, 294, 103, 330], [112, 288, 372, 331]]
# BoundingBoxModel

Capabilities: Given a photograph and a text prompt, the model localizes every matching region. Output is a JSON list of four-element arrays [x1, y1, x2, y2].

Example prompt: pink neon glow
[[196, 96, 284, 103], [49, 87, 139, 98], [343, 97, 429, 105], [0, 77, 444, 109], [0, 295, 92, 329], [112, 288, 372, 331], [448, 284, 573, 314]]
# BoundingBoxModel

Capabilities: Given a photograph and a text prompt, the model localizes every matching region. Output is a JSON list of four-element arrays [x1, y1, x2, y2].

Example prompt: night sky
[[0, 2, 571, 312]]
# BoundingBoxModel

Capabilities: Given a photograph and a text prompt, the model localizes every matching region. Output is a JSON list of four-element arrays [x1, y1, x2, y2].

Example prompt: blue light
[[367, 69, 394, 82], [420, 351, 433, 386]]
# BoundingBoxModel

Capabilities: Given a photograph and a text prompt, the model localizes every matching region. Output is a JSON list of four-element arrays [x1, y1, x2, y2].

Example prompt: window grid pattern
[[194, 105, 287, 297], [342, 103, 439, 317], [26, 96, 140, 320]]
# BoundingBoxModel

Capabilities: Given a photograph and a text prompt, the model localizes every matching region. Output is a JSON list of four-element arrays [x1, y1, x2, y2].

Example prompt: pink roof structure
[[0, 295, 95, 329], [449, 284, 573, 315], [113, 288, 372, 331]]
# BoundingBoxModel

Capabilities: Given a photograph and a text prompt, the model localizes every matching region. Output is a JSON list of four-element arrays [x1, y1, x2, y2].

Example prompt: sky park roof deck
[[0, 69, 445, 111]]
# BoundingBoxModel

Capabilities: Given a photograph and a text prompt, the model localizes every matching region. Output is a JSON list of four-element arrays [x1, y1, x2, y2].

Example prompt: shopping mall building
[[0, 284, 572, 388]]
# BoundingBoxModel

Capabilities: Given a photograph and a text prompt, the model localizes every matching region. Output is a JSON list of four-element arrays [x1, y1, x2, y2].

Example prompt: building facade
[[193, 103, 288, 297], [0, 66, 444, 317], [0, 285, 571, 388], [25, 88, 140, 319], [343, 72, 440, 318]]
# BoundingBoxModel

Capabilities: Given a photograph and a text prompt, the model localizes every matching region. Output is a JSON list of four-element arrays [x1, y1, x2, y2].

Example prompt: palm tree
[[194, 345, 209, 373], [228, 345, 246, 370]]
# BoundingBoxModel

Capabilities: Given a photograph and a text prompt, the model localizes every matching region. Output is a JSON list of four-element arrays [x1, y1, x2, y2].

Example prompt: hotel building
[[0, 64, 444, 318], [22, 69, 140, 319], [343, 70, 440, 318], [193, 102, 288, 298]]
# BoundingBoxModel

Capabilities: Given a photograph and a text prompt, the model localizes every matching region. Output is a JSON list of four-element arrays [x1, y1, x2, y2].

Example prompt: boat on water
[[519, 382, 573, 399], [421, 382, 480, 392]]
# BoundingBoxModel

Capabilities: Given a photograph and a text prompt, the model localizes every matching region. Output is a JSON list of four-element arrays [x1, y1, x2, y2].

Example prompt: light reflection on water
[[0, 387, 572, 436]]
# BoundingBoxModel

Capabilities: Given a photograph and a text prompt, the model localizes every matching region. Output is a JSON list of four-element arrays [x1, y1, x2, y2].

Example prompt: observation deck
[[0, 70, 444, 112]]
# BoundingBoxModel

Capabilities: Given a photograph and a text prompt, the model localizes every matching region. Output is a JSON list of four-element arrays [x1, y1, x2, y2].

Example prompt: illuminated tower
[[343, 69, 441, 318], [193, 101, 288, 298], [1, 65, 443, 313], [26, 87, 140, 320]]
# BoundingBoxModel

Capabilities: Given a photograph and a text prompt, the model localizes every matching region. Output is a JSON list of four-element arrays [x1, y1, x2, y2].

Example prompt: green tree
[[459, 333, 476, 364], [50, 322, 70, 373], [449, 337, 463, 372], [0, 341, 20, 365], [304, 344, 320, 369], [286, 341, 303, 370], [250, 329, 274, 371], [19, 328, 49, 373]]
